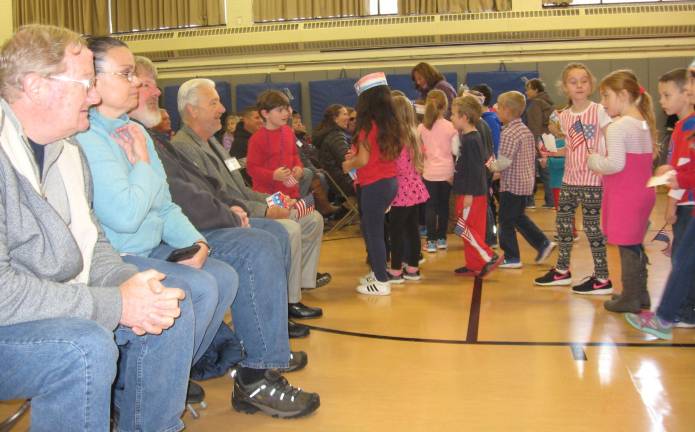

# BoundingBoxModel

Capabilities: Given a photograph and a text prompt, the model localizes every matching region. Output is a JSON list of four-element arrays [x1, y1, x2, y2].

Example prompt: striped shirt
[[558, 102, 611, 186], [498, 119, 535, 196]]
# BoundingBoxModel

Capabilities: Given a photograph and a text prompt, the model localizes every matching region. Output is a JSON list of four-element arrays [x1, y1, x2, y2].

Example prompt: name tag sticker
[[225, 157, 241, 171], [296, 139, 304, 148]]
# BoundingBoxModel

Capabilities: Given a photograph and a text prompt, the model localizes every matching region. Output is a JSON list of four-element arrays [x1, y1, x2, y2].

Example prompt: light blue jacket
[[76, 108, 202, 256]]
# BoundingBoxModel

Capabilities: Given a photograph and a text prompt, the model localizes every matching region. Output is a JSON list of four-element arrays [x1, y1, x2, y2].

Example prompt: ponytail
[[423, 89, 447, 130], [636, 91, 659, 158]]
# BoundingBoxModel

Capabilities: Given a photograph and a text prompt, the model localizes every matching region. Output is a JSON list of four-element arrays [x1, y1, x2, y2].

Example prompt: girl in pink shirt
[[388, 95, 430, 282], [418, 89, 457, 252]]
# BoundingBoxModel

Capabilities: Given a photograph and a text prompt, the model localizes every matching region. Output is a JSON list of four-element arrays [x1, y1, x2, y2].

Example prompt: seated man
[[0, 25, 192, 431], [76, 38, 319, 419], [171, 79, 330, 326]]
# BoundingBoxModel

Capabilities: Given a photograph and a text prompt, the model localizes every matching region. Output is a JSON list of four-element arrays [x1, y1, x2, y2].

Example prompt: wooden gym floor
[[2, 192, 694, 431]]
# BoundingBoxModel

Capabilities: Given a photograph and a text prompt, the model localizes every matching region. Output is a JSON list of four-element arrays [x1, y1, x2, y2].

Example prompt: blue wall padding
[[235, 82, 302, 114]]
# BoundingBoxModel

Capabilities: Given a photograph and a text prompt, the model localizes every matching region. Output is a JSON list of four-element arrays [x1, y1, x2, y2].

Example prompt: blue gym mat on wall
[[308, 72, 457, 127], [163, 81, 231, 132], [464, 65, 538, 105], [235, 82, 302, 114]]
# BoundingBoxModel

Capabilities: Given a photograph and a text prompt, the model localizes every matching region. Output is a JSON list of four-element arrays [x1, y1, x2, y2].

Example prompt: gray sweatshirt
[[0, 101, 136, 330]]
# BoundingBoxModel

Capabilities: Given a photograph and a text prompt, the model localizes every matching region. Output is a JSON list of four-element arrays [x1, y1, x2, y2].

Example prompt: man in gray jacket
[[171, 79, 329, 324], [0, 25, 194, 432]]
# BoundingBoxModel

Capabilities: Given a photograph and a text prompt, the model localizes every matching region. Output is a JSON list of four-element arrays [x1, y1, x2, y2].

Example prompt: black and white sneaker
[[356, 280, 391, 296], [534, 241, 556, 264], [572, 276, 613, 295], [403, 268, 421, 281], [387, 272, 405, 284], [534, 268, 572, 286], [232, 370, 320, 418]]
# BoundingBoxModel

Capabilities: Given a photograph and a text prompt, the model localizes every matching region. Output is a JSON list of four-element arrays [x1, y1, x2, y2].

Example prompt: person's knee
[[60, 320, 118, 386]]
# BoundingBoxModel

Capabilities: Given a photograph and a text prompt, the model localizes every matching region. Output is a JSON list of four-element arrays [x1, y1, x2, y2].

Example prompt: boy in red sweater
[[247, 90, 305, 199]]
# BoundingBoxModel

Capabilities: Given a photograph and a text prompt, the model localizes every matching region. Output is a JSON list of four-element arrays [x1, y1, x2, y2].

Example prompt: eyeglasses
[[99, 70, 138, 83], [49, 75, 96, 91]]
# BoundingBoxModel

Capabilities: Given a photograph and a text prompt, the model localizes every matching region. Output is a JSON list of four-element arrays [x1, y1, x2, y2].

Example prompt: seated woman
[[76, 36, 319, 419], [314, 104, 356, 199]]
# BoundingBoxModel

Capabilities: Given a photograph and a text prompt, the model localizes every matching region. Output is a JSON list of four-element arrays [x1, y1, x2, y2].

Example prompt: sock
[[238, 367, 267, 384], [389, 269, 403, 276], [555, 268, 568, 275], [405, 266, 418, 273]]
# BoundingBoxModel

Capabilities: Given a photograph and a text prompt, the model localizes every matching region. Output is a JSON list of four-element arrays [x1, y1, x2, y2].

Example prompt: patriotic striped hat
[[355, 72, 388, 95]]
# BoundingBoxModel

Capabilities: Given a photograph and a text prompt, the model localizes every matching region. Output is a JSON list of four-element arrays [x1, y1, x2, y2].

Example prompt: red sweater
[[355, 122, 397, 187], [247, 125, 303, 198], [676, 145, 695, 215]]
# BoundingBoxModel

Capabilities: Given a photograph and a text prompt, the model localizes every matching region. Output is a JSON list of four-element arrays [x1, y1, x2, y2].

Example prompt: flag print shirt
[[558, 102, 612, 187]]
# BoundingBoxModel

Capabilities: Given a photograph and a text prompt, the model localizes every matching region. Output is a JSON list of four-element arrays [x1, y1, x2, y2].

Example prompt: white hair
[[177, 78, 216, 120]]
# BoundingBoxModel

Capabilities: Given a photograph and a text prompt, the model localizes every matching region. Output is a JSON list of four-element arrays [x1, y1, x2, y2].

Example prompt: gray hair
[[134, 56, 157, 79], [177, 78, 216, 120], [0, 24, 85, 102]]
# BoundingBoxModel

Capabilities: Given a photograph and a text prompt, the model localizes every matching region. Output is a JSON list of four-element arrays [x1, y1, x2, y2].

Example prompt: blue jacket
[[481, 111, 502, 157], [76, 108, 202, 256]]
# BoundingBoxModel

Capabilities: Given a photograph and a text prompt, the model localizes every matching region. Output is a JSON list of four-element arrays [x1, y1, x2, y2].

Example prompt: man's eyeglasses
[[99, 70, 138, 83], [49, 75, 96, 91]]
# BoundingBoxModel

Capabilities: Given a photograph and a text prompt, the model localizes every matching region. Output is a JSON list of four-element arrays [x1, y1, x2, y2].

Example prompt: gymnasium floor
[[3, 192, 694, 431]]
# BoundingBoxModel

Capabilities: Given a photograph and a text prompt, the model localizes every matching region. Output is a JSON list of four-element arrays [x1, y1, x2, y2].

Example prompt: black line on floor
[[466, 277, 483, 343], [570, 344, 588, 360], [301, 324, 695, 348]]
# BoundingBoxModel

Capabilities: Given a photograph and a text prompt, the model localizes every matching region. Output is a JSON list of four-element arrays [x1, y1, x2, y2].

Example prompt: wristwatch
[[196, 240, 212, 256]]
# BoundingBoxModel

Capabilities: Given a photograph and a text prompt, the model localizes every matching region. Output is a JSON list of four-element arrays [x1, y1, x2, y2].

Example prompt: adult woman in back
[[411, 62, 457, 117], [315, 104, 356, 198]]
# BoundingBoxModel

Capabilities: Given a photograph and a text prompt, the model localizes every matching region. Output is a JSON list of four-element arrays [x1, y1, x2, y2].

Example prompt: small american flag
[[484, 155, 495, 169], [282, 175, 298, 187], [652, 224, 672, 257], [568, 119, 589, 152], [293, 194, 315, 219], [454, 217, 471, 241]]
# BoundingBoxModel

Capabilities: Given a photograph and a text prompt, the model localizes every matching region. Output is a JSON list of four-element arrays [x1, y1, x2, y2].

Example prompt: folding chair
[[323, 171, 359, 235], [0, 400, 30, 432]]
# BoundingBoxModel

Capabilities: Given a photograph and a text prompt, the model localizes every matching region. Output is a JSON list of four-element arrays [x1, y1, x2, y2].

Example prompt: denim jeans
[[201, 227, 290, 369], [361, 177, 398, 282], [499, 191, 548, 261], [123, 246, 237, 365], [0, 293, 194, 432], [657, 217, 695, 322]]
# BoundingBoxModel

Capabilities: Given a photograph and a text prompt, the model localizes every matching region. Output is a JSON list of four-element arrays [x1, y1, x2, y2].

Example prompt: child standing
[[246, 90, 304, 199], [450, 95, 503, 277], [534, 63, 613, 294], [657, 67, 695, 325], [387, 95, 430, 283], [587, 70, 657, 313], [488, 91, 555, 269], [343, 73, 403, 296], [418, 89, 458, 252]]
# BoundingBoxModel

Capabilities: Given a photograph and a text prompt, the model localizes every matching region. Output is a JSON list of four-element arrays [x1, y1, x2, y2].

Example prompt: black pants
[[389, 205, 420, 270], [424, 180, 451, 241], [360, 178, 398, 282], [499, 191, 548, 261]]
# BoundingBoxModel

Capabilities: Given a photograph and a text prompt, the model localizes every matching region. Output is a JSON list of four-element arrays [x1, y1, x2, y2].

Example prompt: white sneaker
[[356, 280, 391, 296], [359, 272, 376, 285]]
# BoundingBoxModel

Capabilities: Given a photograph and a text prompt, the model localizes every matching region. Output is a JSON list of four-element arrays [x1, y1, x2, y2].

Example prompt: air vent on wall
[[442, 8, 580, 21], [584, 25, 695, 37], [584, 3, 695, 15], [117, 31, 175, 42], [303, 14, 435, 29], [305, 35, 437, 50], [177, 23, 300, 38]]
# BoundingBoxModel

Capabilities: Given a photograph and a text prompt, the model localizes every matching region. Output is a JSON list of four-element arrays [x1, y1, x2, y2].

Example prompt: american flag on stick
[[568, 118, 592, 153], [282, 175, 298, 187], [652, 223, 672, 257], [293, 194, 315, 219]]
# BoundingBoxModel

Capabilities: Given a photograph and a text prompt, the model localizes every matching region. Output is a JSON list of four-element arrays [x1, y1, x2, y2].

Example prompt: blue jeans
[[658, 217, 695, 322], [360, 178, 398, 282], [123, 246, 237, 365], [499, 191, 548, 261], [201, 227, 290, 369], [0, 294, 194, 432]]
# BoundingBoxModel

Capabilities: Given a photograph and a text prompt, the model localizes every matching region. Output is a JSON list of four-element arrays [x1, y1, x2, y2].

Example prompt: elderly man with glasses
[[0, 25, 195, 432]]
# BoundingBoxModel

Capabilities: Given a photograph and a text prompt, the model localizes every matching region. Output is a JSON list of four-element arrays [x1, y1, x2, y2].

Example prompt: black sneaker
[[478, 253, 504, 278], [534, 268, 572, 286], [387, 272, 405, 284], [232, 370, 320, 418], [454, 266, 477, 277], [278, 351, 308, 373], [403, 268, 421, 281], [571, 276, 613, 295]]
